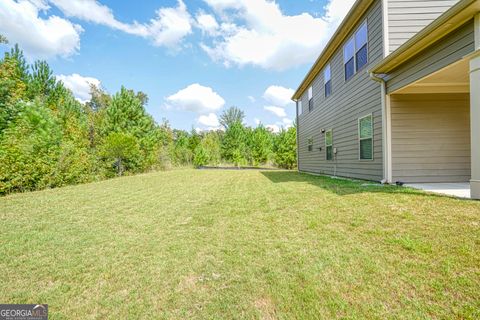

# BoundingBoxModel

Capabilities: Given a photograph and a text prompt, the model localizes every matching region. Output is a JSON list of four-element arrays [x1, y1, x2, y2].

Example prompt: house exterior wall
[[297, 0, 384, 181], [385, 20, 475, 93], [387, 0, 460, 53], [391, 93, 471, 183]]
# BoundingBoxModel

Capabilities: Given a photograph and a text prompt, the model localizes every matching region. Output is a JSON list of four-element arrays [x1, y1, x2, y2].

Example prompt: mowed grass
[[1, 169, 479, 319]]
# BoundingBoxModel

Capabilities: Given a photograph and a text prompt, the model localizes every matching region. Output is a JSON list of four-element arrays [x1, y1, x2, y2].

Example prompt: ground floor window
[[325, 130, 333, 160], [308, 138, 313, 152], [359, 115, 373, 160]]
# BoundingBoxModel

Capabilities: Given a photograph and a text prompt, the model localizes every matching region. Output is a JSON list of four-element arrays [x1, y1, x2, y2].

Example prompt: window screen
[[308, 86, 313, 112], [325, 130, 333, 160], [308, 138, 313, 152], [359, 115, 373, 160], [324, 64, 331, 98], [355, 22, 368, 71], [344, 38, 355, 81], [344, 21, 368, 80]]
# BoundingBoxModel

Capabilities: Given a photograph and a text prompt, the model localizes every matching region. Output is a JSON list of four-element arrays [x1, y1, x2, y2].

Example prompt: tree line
[[0, 41, 296, 195]]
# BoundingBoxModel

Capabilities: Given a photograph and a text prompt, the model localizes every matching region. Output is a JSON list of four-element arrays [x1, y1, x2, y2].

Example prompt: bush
[[222, 122, 247, 166], [193, 144, 209, 167], [0, 101, 62, 194], [156, 145, 172, 171], [202, 131, 221, 166], [52, 140, 98, 186], [247, 125, 273, 166], [274, 127, 297, 169], [100, 132, 141, 176]]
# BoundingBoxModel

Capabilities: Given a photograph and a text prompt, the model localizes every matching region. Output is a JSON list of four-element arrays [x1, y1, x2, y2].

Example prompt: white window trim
[[355, 21, 369, 72], [358, 114, 374, 161], [324, 64, 332, 98], [343, 19, 369, 82], [308, 86, 314, 112], [325, 129, 333, 161], [297, 100, 303, 116], [344, 37, 355, 81]]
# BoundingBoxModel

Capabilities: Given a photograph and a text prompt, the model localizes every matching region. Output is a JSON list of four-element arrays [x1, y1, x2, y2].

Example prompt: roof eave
[[369, 0, 479, 75], [292, 0, 375, 101]]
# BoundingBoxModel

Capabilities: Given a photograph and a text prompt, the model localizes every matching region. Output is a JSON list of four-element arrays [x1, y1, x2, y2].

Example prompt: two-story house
[[293, 0, 480, 199]]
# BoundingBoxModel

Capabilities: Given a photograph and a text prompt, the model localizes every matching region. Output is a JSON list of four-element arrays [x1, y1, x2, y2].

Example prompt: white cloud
[[204, 0, 241, 12], [254, 117, 261, 125], [146, 1, 193, 48], [195, 126, 223, 132], [196, 12, 219, 36], [201, 0, 356, 70], [0, 0, 193, 57], [266, 124, 280, 133], [50, 0, 192, 48], [265, 118, 292, 133], [49, 0, 125, 29], [264, 106, 286, 118], [166, 83, 225, 114], [263, 85, 294, 107], [56, 73, 101, 103], [0, 0, 82, 59], [282, 118, 293, 126], [198, 113, 220, 127], [248, 95, 256, 103]]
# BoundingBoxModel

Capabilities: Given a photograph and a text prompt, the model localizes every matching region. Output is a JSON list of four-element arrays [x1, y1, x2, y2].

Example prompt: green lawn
[[1, 169, 479, 319]]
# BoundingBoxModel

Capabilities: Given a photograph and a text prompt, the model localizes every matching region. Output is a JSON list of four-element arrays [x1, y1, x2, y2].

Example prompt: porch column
[[471, 14, 480, 199]]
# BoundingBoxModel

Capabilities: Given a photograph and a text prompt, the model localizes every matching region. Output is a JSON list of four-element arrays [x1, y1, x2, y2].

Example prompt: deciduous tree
[[219, 106, 245, 130]]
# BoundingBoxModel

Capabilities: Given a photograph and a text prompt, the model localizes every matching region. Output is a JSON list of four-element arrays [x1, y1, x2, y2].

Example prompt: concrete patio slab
[[406, 183, 471, 199]]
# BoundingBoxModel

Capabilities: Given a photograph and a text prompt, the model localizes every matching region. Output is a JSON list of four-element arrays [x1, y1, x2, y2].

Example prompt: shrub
[[193, 144, 209, 167], [156, 145, 172, 171], [100, 132, 141, 176], [0, 101, 62, 194], [221, 122, 247, 165], [247, 125, 273, 166], [273, 127, 297, 169]]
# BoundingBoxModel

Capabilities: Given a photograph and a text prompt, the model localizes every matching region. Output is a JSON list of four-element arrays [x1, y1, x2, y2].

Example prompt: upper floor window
[[355, 22, 368, 71], [308, 137, 313, 152], [344, 21, 368, 81], [308, 86, 313, 112], [344, 38, 355, 81], [297, 100, 303, 116], [324, 64, 331, 98]]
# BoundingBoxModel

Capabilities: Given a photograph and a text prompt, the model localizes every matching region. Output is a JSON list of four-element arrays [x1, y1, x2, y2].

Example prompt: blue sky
[[0, 0, 355, 131]]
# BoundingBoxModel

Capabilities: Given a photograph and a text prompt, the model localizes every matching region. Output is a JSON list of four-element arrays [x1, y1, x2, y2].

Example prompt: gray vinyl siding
[[387, 0, 460, 52], [391, 93, 470, 183], [385, 20, 475, 93], [297, 0, 383, 181]]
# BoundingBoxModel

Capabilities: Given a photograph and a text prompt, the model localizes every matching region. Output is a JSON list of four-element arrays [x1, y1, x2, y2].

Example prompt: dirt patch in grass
[[254, 296, 277, 320]]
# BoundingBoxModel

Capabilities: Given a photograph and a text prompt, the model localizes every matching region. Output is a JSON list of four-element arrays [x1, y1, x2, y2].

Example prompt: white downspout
[[294, 99, 300, 171], [370, 73, 392, 184]]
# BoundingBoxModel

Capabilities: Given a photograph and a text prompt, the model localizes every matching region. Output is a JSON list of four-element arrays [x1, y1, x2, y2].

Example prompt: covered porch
[[371, 4, 479, 199], [388, 53, 479, 199], [389, 57, 472, 185]]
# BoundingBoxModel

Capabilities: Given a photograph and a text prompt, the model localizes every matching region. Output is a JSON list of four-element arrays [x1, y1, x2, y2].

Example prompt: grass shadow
[[260, 170, 454, 198]]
